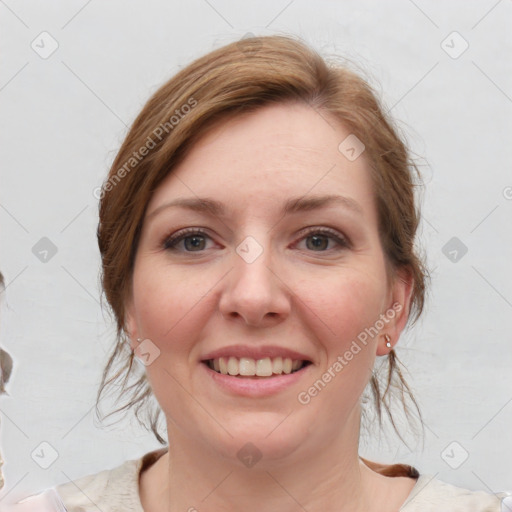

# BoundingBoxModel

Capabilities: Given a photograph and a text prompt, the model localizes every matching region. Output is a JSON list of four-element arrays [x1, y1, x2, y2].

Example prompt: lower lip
[[201, 362, 311, 397]]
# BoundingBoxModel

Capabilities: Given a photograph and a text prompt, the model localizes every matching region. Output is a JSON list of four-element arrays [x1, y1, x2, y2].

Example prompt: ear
[[376, 266, 414, 356], [124, 293, 139, 351]]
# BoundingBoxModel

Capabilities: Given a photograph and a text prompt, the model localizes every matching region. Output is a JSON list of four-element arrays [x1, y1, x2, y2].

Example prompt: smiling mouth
[[204, 356, 311, 378]]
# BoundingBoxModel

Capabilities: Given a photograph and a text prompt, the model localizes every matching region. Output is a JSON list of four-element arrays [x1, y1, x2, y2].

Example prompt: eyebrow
[[146, 194, 364, 220]]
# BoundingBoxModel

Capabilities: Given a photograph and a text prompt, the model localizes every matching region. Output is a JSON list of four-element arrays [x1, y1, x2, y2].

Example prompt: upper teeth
[[209, 357, 304, 377]]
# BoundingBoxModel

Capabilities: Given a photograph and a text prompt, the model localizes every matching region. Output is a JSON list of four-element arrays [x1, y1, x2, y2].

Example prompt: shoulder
[[54, 456, 142, 512], [5, 448, 167, 512], [401, 474, 512, 512]]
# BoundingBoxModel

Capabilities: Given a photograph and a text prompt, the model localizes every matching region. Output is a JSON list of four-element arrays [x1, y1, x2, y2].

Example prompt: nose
[[218, 238, 291, 327]]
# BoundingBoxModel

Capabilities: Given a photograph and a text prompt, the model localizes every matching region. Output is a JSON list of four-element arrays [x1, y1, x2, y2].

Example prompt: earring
[[384, 334, 392, 348]]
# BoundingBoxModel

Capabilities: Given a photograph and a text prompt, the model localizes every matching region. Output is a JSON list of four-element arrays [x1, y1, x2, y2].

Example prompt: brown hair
[[96, 35, 427, 452]]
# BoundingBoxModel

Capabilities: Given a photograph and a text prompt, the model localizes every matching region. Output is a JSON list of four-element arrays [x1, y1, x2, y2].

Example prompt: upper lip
[[201, 345, 313, 362]]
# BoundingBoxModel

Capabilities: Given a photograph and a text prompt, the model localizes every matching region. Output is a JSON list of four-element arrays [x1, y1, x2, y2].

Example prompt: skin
[[125, 101, 416, 512]]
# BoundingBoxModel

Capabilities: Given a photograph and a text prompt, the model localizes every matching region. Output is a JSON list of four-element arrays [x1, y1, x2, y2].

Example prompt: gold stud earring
[[384, 334, 392, 348]]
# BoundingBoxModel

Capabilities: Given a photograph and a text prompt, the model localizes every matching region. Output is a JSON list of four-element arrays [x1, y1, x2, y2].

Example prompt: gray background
[[1, 0, 511, 504]]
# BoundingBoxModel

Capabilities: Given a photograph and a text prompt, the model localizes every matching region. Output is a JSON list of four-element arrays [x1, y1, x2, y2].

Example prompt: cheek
[[132, 262, 218, 350], [133, 264, 175, 330], [294, 272, 386, 423], [131, 264, 218, 420], [300, 267, 388, 349]]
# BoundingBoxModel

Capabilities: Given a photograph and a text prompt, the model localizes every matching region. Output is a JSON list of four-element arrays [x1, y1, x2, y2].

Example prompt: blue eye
[[163, 228, 211, 252], [162, 227, 349, 254], [297, 227, 349, 252]]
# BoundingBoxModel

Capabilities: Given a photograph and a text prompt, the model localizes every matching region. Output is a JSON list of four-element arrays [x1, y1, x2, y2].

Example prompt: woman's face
[[125, 102, 411, 464]]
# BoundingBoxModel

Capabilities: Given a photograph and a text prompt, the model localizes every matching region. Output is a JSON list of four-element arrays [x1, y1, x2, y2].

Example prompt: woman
[[9, 35, 511, 511]]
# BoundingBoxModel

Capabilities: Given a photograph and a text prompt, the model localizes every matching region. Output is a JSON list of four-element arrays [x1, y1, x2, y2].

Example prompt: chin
[[205, 411, 312, 467]]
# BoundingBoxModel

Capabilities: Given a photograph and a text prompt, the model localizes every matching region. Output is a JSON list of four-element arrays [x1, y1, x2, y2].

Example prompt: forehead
[[148, 102, 375, 217]]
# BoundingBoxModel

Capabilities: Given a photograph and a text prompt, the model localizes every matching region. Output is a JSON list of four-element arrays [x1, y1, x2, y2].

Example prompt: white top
[[6, 449, 512, 511]]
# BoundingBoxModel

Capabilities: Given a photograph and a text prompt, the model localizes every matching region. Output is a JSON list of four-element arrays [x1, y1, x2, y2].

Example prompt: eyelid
[[162, 225, 350, 252], [293, 226, 350, 249], [162, 227, 214, 251]]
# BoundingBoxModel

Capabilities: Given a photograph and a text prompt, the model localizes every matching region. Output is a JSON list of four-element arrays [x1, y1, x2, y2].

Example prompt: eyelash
[[162, 227, 350, 253], [163, 227, 210, 251]]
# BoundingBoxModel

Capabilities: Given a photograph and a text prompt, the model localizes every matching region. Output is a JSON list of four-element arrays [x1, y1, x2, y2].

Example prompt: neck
[[142, 407, 387, 512]]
